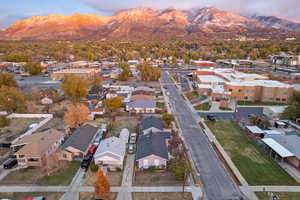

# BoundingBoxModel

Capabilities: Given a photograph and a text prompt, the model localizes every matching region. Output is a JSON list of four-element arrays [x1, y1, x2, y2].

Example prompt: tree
[[281, 91, 300, 120], [119, 66, 131, 81], [137, 62, 161, 81], [162, 113, 175, 127], [0, 116, 10, 128], [0, 72, 17, 87], [104, 97, 122, 112], [0, 86, 27, 113], [89, 74, 102, 89], [24, 62, 42, 75], [64, 103, 89, 128], [60, 75, 89, 102], [94, 169, 110, 198], [87, 51, 97, 61]]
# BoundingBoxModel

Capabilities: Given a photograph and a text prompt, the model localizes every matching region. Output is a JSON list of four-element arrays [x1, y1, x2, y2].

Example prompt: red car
[[87, 145, 98, 155]]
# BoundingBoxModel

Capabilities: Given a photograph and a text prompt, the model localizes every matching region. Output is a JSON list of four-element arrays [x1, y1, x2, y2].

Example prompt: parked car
[[87, 145, 98, 156], [23, 196, 45, 200], [127, 144, 136, 154], [93, 136, 102, 146], [129, 135, 137, 144], [206, 115, 216, 121], [81, 155, 93, 170], [3, 158, 17, 169]]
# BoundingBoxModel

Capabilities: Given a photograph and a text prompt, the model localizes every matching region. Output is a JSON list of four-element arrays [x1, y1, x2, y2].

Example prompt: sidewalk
[[116, 154, 135, 200]]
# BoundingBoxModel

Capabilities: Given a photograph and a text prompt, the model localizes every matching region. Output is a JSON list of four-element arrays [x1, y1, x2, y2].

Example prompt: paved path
[[60, 168, 85, 200], [116, 154, 135, 200], [278, 162, 300, 183], [161, 72, 243, 200], [209, 101, 221, 112]]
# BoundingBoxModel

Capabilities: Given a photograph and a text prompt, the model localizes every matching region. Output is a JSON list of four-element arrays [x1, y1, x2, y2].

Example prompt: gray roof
[[136, 132, 169, 160], [94, 136, 126, 160], [266, 135, 300, 159], [126, 99, 156, 108], [62, 124, 98, 152], [140, 116, 163, 132]]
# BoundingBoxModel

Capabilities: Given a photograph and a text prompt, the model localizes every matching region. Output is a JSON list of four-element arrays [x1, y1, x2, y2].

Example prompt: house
[[90, 108, 105, 120], [140, 116, 164, 135], [134, 86, 155, 93], [130, 94, 156, 101], [59, 124, 98, 161], [262, 135, 300, 170], [94, 136, 126, 170], [11, 129, 64, 167], [136, 132, 170, 168], [119, 128, 130, 143], [126, 99, 156, 113], [87, 87, 105, 101]]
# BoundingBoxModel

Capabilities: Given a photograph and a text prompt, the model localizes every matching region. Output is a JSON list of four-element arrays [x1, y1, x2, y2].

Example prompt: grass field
[[133, 192, 193, 200], [1, 161, 80, 186], [206, 120, 299, 186], [256, 192, 300, 200], [237, 101, 287, 106], [194, 103, 211, 111], [0, 192, 63, 200]]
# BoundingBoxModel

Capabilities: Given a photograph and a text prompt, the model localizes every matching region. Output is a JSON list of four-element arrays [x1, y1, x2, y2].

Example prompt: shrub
[[0, 116, 10, 127], [147, 166, 157, 172], [90, 163, 99, 173]]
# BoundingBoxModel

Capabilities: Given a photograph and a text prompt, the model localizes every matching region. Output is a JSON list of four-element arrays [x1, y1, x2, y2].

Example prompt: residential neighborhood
[[0, 2, 300, 199]]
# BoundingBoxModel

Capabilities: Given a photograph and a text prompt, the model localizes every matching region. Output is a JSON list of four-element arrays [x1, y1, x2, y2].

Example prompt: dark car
[[206, 115, 216, 121], [3, 158, 17, 169], [81, 155, 93, 170]]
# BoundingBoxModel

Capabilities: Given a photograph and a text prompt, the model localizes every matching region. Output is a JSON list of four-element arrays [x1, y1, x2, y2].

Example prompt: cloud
[[80, 0, 300, 22]]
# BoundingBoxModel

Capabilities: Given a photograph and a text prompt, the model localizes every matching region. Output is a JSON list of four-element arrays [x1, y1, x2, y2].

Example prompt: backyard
[[0, 161, 80, 186], [88, 116, 140, 138], [206, 120, 299, 185]]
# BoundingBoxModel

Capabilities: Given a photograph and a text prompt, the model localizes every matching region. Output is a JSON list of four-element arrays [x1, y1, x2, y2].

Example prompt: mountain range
[[0, 7, 299, 40]]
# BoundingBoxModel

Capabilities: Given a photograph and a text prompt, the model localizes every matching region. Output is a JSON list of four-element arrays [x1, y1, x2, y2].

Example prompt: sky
[[0, 0, 299, 29]]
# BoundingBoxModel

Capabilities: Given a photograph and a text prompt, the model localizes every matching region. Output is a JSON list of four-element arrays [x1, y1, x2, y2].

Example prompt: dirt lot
[[83, 170, 123, 186], [133, 192, 193, 200], [37, 117, 65, 131], [134, 171, 182, 186], [0, 161, 80, 186], [0, 192, 63, 200], [88, 116, 140, 138], [80, 192, 116, 200]]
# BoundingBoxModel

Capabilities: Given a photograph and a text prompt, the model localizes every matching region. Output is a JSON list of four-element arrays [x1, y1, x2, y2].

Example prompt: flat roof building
[[51, 68, 101, 80]]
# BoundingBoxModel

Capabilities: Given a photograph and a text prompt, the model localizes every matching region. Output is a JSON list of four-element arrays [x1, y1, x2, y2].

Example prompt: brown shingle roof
[[130, 94, 156, 101], [14, 129, 64, 157]]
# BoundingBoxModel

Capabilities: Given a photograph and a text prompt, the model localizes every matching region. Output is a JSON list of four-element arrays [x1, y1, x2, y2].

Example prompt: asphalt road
[[198, 107, 263, 121], [161, 72, 243, 200]]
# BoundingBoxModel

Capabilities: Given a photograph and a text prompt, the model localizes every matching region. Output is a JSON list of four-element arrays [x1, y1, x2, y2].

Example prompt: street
[[161, 72, 243, 200]]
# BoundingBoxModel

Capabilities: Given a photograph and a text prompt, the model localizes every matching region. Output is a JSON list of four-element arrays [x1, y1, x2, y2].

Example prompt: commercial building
[[194, 69, 293, 104], [51, 68, 101, 80]]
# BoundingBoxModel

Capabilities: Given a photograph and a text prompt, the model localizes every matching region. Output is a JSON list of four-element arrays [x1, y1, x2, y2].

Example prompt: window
[[154, 159, 159, 166], [282, 98, 286, 102], [276, 98, 280, 101], [244, 96, 248, 100], [28, 158, 39, 162], [229, 89, 232, 92], [238, 89, 242, 92]]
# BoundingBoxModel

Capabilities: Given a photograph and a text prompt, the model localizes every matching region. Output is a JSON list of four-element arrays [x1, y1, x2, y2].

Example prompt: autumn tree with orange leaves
[[64, 103, 89, 128], [94, 169, 110, 198]]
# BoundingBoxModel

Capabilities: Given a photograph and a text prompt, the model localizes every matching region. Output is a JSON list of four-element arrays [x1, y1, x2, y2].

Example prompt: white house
[[126, 99, 156, 113], [94, 136, 126, 170]]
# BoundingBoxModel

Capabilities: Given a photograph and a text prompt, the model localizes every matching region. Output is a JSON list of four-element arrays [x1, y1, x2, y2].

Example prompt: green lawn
[[37, 161, 80, 185], [0, 192, 63, 200], [185, 91, 199, 101], [220, 107, 232, 111], [156, 102, 166, 108], [194, 103, 211, 111], [256, 192, 300, 200], [237, 101, 287, 106], [206, 121, 299, 185]]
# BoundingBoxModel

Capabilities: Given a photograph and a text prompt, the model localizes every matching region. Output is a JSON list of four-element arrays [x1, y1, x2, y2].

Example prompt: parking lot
[[198, 106, 263, 120]]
